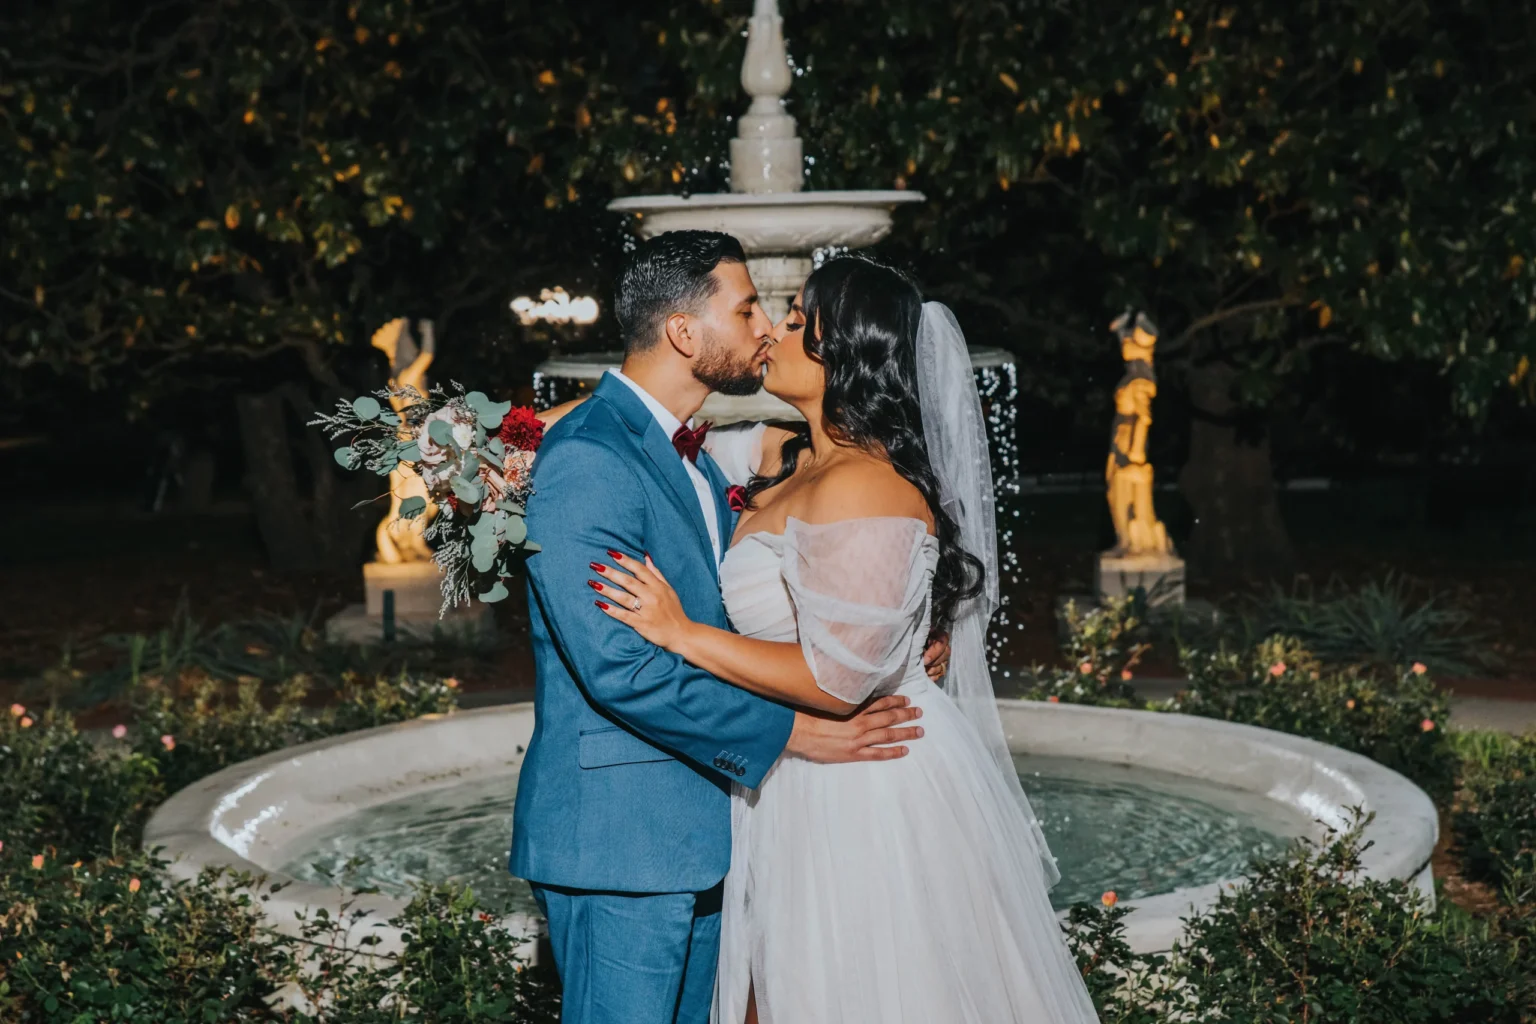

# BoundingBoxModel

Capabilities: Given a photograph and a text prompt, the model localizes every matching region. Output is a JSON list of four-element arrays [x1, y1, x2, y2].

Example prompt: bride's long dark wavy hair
[[743, 256, 984, 633]]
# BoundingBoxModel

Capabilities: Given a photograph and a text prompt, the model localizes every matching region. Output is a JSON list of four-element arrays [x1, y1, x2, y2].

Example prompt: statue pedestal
[[325, 561, 494, 645], [1095, 551, 1186, 608]]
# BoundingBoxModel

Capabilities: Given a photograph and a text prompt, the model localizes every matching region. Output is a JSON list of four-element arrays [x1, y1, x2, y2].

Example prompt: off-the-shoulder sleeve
[[780, 517, 932, 705], [701, 421, 767, 487]]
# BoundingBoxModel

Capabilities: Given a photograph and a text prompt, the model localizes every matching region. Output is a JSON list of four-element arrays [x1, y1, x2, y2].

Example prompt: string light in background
[[511, 287, 599, 326], [976, 360, 1024, 674]]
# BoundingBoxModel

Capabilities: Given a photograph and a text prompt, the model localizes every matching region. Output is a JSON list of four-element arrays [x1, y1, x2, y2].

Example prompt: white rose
[[416, 405, 477, 464]]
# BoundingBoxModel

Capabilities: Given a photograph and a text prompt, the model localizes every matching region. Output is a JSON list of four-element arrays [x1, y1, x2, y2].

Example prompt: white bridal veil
[[915, 302, 1061, 888]]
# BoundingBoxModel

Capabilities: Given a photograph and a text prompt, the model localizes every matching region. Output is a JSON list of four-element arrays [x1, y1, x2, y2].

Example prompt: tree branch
[[1162, 296, 1304, 356]]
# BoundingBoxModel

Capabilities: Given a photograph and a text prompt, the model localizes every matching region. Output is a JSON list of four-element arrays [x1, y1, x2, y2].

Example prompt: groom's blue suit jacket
[[511, 374, 795, 894]]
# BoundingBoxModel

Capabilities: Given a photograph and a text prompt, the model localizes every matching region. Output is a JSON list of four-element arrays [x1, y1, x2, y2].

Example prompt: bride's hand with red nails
[[589, 551, 693, 651]]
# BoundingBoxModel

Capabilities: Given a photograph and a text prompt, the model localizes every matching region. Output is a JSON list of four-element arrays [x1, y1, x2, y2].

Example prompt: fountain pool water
[[276, 753, 1299, 920], [145, 701, 1437, 955]]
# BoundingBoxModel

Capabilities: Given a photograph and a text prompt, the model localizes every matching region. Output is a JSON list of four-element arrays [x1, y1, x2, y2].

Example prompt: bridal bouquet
[[310, 383, 544, 612]]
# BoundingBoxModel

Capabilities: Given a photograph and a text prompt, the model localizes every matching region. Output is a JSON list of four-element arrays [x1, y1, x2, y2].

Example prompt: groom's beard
[[693, 329, 765, 397]]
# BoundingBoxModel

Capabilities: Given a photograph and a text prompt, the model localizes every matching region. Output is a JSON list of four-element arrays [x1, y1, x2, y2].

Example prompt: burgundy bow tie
[[672, 422, 710, 463]]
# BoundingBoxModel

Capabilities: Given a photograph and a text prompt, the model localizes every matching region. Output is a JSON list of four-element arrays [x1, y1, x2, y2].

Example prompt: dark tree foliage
[[4, 0, 1533, 572]]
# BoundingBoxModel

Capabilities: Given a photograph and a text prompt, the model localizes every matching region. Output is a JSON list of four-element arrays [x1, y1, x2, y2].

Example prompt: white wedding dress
[[704, 427, 1099, 1024]]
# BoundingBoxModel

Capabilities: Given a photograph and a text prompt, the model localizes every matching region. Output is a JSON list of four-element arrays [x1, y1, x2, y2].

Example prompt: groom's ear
[[662, 311, 699, 359]]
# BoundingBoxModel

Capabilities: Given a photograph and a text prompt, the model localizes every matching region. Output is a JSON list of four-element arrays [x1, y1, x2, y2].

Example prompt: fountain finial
[[730, 0, 803, 194]]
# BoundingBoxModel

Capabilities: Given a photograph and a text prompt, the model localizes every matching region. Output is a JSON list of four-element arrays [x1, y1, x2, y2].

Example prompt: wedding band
[[632, 597, 642, 611]]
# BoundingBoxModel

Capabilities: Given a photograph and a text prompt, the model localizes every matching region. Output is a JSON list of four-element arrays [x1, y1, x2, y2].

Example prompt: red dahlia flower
[[498, 406, 545, 452]]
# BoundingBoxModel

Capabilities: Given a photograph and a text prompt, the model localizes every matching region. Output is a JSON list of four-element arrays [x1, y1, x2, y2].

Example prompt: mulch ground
[[5, 534, 1535, 700]]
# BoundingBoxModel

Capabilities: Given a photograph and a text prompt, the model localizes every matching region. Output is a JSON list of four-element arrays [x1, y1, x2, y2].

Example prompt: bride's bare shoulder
[[802, 457, 933, 530]]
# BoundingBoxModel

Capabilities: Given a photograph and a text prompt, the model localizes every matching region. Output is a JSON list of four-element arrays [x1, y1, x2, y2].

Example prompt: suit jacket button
[[712, 758, 723, 768], [735, 766, 746, 777]]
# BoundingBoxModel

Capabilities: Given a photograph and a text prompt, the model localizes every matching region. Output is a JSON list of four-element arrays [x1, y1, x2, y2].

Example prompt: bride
[[587, 256, 1099, 1024]]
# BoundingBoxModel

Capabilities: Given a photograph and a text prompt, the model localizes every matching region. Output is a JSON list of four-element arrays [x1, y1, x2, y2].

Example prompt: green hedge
[[1023, 598, 1457, 798], [1069, 816, 1535, 1023], [1452, 731, 1536, 910], [3, 608, 1534, 1021]]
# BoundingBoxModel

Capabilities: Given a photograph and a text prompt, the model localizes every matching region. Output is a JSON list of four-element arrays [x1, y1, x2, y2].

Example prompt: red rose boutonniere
[[726, 485, 748, 513]]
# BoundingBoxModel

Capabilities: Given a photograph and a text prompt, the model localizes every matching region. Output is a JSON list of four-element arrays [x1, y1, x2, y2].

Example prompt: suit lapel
[[593, 375, 716, 570], [696, 452, 733, 562]]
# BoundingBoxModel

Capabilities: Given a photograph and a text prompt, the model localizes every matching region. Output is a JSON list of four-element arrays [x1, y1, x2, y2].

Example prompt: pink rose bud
[[32, 854, 44, 869], [1411, 662, 1427, 676], [128, 878, 141, 893], [112, 724, 128, 739], [1078, 662, 1093, 674], [1346, 699, 1356, 710], [8, 703, 24, 717], [444, 678, 460, 689], [1269, 662, 1286, 677], [1101, 891, 1118, 908], [1120, 669, 1133, 681], [160, 734, 176, 751], [1421, 719, 1435, 732], [19, 717, 33, 729]]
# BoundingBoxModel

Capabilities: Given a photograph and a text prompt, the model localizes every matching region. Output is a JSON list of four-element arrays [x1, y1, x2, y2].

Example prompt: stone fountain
[[533, 0, 1020, 474]]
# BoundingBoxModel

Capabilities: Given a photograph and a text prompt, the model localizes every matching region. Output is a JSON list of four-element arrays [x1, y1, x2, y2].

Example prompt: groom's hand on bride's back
[[785, 696, 924, 764], [922, 632, 950, 681]]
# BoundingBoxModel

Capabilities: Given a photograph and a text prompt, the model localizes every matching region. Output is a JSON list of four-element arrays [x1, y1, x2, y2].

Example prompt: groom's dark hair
[[614, 230, 747, 354]]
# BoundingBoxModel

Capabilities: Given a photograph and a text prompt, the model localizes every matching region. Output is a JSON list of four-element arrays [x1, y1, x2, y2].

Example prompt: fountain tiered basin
[[144, 701, 1436, 955]]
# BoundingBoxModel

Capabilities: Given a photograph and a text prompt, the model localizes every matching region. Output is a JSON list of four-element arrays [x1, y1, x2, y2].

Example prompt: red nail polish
[[595, 600, 610, 610], [590, 562, 607, 574], [606, 549, 624, 561], [587, 580, 603, 592]]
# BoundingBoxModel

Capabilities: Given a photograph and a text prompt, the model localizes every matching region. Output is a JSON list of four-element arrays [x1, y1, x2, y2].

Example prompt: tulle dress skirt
[[712, 675, 1100, 1024]]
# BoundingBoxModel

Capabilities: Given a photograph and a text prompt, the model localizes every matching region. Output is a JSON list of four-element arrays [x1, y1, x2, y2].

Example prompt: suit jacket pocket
[[577, 725, 677, 768]]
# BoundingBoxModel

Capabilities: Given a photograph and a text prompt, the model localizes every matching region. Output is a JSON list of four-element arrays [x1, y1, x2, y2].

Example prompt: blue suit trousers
[[534, 882, 723, 1024]]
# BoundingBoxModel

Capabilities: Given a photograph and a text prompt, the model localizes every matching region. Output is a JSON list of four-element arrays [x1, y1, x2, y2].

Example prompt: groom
[[513, 231, 929, 1023]]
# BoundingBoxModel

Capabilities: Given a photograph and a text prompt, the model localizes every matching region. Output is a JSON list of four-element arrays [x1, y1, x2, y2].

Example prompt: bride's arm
[[595, 468, 938, 714], [595, 551, 855, 713], [535, 396, 586, 429]]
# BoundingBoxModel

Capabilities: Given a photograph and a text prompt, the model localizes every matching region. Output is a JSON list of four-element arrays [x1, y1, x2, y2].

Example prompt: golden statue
[[370, 317, 437, 564], [1104, 311, 1173, 558]]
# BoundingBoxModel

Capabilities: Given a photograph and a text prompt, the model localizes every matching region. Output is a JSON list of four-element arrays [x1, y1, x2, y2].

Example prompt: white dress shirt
[[608, 369, 722, 562]]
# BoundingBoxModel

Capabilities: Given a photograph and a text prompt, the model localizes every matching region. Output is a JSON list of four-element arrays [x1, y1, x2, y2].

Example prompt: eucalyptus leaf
[[467, 512, 500, 541], [503, 515, 528, 545], [497, 500, 525, 516], [466, 390, 492, 411], [479, 579, 510, 604], [471, 539, 498, 573], [399, 496, 428, 519], [486, 437, 506, 459], [352, 396, 382, 421], [451, 477, 484, 505], [522, 540, 542, 554], [333, 446, 357, 469], [379, 411, 401, 427], [428, 419, 456, 446], [398, 442, 420, 463], [478, 398, 512, 429]]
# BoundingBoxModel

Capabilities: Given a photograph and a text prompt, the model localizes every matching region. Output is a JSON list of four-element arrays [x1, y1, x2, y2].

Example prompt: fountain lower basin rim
[[143, 701, 1436, 955]]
